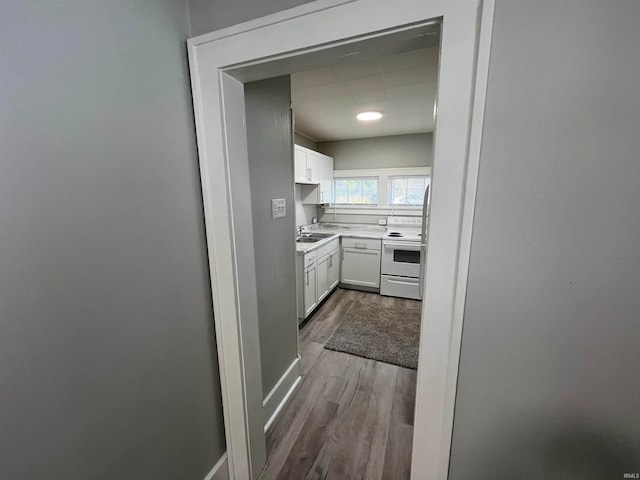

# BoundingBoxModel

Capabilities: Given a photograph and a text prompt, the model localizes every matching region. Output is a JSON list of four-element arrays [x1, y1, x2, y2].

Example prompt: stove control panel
[[386, 216, 422, 228]]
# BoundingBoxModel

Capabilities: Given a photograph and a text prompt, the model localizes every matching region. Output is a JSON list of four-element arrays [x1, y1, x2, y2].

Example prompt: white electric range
[[380, 216, 425, 300]]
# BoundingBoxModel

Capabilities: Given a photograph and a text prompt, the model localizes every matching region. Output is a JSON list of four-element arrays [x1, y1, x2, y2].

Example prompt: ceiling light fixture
[[356, 111, 382, 121]]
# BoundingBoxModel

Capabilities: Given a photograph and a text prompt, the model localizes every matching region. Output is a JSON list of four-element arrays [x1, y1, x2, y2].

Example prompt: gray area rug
[[325, 301, 420, 369]]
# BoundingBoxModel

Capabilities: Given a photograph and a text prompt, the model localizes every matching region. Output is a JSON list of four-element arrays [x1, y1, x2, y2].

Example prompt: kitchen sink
[[296, 237, 321, 243], [308, 233, 334, 239], [296, 232, 335, 243]]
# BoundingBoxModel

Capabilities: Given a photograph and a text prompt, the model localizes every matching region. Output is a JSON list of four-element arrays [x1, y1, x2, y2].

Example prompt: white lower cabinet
[[303, 263, 317, 317], [297, 235, 382, 321], [317, 255, 329, 302], [317, 247, 340, 303], [341, 237, 381, 289], [327, 249, 340, 291], [297, 238, 340, 323]]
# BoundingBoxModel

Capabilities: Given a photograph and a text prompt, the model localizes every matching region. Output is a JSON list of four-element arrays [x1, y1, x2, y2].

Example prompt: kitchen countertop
[[296, 223, 386, 255]]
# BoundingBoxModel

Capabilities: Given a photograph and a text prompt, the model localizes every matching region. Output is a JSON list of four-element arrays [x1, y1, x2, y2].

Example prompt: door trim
[[187, 1, 494, 478]]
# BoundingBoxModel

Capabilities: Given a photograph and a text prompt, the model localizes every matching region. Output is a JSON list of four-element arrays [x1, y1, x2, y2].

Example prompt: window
[[387, 176, 430, 206], [334, 177, 378, 205]]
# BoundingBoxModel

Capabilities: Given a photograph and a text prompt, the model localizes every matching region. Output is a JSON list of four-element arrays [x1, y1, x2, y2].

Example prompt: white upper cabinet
[[295, 145, 333, 204], [294, 146, 310, 183], [315, 153, 334, 204]]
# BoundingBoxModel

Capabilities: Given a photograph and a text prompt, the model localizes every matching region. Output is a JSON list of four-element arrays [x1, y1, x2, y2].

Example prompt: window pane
[[362, 179, 378, 204], [388, 176, 429, 206], [334, 179, 348, 204], [392, 178, 407, 204], [333, 177, 378, 205], [406, 177, 426, 205], [347, 179, 362, 203]]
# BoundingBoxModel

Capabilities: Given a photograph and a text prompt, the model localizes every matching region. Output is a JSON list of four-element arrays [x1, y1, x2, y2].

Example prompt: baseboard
[[338, 283, 380, 293], [202, 360, 301, 480], [263, 356, 302, 432], [203, 453, 229, 480]]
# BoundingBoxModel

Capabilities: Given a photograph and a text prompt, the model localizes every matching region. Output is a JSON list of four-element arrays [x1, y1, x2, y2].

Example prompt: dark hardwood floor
[[258, 288, 421, 480]]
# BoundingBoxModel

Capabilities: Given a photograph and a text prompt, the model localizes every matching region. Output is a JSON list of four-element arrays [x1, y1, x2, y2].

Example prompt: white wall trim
[[263, 357, 302, 432], [188, 0, 355, 48], [294, 130, 319, 144], [333, 167, 431, 177], [322, 207, 423, 217], [444, 0, 495, 472], [188, 1, 488, 479], [411, 0, 495, 478], [203, 453, 229, 480]]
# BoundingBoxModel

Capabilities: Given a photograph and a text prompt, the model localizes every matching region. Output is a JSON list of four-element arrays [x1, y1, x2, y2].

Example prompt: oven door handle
[[383, 241, 422, 251], [386, 278, 419, 286]]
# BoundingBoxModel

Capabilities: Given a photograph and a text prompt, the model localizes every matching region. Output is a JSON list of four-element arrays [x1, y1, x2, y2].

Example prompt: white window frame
[[187, 0, 494, 478], [387, 174, 431, 207], [328, 167, 431, 215]]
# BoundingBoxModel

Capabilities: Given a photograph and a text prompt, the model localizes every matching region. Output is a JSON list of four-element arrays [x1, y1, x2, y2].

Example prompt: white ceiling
[[291, 46, 439, 142]]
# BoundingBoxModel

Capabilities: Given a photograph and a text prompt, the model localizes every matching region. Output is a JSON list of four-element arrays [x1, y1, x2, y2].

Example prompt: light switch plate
[[272, 198, 286, 219]]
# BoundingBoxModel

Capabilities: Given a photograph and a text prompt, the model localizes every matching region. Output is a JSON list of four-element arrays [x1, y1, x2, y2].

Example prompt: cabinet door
[[294, 146, 308, 183], [306, 151, 323, 183], [304, 265, 317, 317], [317, 255, 330, 302], [317, 154, 334, 204], [341, 248, 381, 288], [327, 248, 340, 290]]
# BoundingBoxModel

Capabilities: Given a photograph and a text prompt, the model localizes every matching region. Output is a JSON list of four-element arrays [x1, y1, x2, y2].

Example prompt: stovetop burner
[[383, 227, 422, 242]]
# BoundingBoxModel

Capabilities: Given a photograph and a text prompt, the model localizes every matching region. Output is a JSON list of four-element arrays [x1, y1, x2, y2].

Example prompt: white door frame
[[187, 1, 494, 478]]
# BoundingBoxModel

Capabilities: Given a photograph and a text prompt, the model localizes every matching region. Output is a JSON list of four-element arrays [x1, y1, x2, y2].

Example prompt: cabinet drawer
[[341, 237, 381, 251], [316, 237, 339, 259], [304, 252, 317, 268], [380, 274, 421, 300]]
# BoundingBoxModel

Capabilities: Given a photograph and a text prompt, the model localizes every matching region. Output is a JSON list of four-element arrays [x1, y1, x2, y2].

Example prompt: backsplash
[[294, 185, 319, 227], [317, 212, 389, 225]]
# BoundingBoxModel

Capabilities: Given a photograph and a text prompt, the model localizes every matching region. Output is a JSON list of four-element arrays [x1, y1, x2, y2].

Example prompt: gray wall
[[245, 77, 299, 399], [315, 133, 431, 224], [449, 1, 640, 477], [294, 132, 317, 150], [317, 133, 432, 170], [0, 1, 225, 479], [189, 0, 316, 36]]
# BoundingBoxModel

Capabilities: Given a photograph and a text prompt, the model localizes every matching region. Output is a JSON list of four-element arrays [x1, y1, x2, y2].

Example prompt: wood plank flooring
[[259, 288, 420, 480]]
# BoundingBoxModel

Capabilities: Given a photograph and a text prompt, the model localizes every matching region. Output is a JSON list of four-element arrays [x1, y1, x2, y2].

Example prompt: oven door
[[381, 240, 422, 277]]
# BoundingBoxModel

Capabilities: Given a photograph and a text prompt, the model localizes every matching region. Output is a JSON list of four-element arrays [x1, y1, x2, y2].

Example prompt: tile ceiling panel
[[291, 47, 439, 141]]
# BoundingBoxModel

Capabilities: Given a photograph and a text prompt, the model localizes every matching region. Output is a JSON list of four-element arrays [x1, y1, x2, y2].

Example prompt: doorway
[[259, 40, 439, 478], [188, 1, 490, 478]]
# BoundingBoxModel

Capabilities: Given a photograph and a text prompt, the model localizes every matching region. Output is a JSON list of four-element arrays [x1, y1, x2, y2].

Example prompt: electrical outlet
[[378, 219, 387, 226], [272, 198, 286, 219]]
